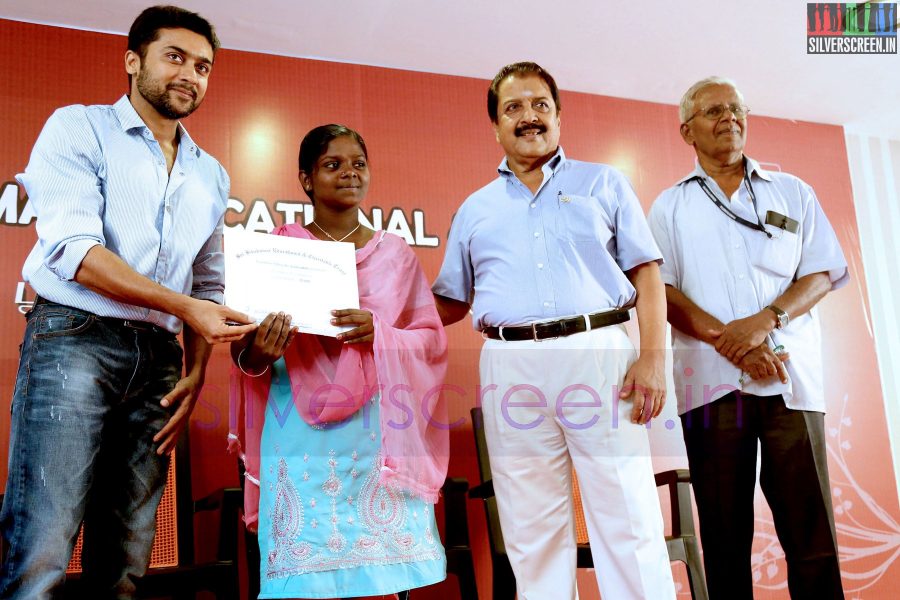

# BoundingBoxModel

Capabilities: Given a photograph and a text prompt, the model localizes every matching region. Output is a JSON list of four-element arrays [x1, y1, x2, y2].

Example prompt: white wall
[[845, 132, 900, 505]]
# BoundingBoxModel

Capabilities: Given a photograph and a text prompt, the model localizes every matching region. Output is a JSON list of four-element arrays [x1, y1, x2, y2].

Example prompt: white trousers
[[479, 325, 676, 600]]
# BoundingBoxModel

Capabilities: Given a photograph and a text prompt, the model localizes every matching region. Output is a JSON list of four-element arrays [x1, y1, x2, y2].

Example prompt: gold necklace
[[310, 221, 361, 242]]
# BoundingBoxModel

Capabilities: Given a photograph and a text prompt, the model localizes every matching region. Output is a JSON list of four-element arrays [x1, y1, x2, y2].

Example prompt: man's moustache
[[168, 84, 197, 98], [515, 124, 547, 136]]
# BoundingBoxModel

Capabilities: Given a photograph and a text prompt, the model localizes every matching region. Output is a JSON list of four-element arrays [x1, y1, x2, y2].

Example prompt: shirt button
[[734, 242, 741, 249], [537, 263, 544, 269], [543, 302, 551, 307], [530, 203, 536, 209], [534, 232, 541, 238], [738, 273, 745, 279]]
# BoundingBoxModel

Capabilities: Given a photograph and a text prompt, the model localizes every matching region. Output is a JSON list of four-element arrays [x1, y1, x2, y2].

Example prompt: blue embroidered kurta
[[257, 359, 446, 599]]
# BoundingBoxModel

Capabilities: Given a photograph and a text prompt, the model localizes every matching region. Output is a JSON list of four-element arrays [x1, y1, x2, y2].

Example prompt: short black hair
[[128, 5, 220, 60], [298, 124, 369, 202], [487, 61, 561, 123]]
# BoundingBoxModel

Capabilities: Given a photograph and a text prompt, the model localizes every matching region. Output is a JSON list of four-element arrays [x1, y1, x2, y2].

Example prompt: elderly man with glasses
[[648, 76, 847, 599]]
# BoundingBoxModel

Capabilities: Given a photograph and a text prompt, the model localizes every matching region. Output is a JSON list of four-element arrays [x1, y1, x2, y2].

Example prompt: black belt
[[482, 309, 630, 341], [32, 296, 172, 336]]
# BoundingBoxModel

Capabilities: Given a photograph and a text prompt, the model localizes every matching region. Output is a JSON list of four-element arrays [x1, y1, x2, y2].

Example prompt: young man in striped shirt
[[0, 6, 255, 598]]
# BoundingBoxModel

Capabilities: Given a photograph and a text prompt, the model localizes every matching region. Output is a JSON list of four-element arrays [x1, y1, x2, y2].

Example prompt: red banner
[[1, 18, 896, 598]]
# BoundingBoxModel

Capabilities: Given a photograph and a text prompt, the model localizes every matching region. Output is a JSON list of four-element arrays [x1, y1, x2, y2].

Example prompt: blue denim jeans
[[0, 301, 183, 599]]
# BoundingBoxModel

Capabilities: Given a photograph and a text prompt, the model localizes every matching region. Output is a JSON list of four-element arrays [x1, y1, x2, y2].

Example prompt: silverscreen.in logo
[[807, 2, 898, 54]]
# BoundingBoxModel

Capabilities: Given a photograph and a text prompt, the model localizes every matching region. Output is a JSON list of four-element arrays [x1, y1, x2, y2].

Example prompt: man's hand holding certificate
[[224, 229, 359, 337]]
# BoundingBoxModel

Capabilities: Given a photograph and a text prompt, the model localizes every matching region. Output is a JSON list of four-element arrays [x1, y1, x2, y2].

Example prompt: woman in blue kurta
[[230, 125, 449, 599]]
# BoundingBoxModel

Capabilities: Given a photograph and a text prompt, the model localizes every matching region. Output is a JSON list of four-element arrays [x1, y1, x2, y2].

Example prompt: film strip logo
[[807, 2, 898, 53]]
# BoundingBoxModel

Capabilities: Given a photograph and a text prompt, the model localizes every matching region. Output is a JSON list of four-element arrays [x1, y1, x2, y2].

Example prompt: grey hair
[[679, 76, 744, 123]]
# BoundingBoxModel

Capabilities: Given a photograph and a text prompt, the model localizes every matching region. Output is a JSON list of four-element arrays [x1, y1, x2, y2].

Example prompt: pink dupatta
[[229, 226, 449, 531]]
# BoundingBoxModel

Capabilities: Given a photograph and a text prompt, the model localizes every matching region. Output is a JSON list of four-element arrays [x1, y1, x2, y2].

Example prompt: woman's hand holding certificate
[[224, 229, 360, 337], [330, 308, 374, 343]]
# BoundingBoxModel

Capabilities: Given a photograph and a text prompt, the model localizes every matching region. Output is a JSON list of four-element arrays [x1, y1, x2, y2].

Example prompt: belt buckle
[[532, 322, 559, 342]]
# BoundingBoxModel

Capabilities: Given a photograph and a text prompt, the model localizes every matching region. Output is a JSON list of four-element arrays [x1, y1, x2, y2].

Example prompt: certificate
[[224, 229, 359, 337]]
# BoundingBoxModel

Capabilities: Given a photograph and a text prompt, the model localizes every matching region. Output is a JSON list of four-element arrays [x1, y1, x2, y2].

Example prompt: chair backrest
[[65, 435, 194, 573], [470, 407, 509, 556], [571, 470, 590, 545], [472, 406, 591, 547]]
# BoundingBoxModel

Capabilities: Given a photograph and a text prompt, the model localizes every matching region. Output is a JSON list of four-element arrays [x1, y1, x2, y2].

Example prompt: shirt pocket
[[750, 228, 801, 278], [555, 194, 613, 244]]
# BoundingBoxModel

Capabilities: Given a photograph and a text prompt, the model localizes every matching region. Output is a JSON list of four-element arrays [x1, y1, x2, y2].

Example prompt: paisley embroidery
[[267, 458, 312, 573], [266, 451, 439, 579], [358, 460, 408, 538]]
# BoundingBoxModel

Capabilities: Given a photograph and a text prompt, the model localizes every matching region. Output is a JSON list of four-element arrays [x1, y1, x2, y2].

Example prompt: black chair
[[1, 433, 244, 599], [468, 407, 709, 600], [241, 473, 478, 599], [441, 477, 479, 599], [654, 469, 707, 597]]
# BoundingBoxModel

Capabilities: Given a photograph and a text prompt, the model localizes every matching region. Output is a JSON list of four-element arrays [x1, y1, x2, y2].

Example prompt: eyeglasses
[[684, 103, 750, 123]]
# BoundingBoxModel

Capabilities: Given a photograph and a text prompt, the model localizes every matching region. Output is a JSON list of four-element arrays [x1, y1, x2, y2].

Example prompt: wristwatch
[[766, 304, 789, 329]]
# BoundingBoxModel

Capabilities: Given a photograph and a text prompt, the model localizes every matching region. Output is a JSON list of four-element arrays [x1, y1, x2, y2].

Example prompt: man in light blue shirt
[[0, 6, 255, 599], [433, 62, 675, 600]]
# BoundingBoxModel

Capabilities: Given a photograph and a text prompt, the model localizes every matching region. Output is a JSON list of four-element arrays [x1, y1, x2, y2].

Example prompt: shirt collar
[[675, 154, 773, 186], [114, 95, 147, 132], [497, 146, 566, 177], [744, 156, 773, 182], [114, 95, 200, 159]]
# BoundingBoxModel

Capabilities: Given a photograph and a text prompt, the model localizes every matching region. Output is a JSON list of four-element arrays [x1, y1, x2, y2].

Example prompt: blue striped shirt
[[17, 95, 229, 333], [433, 147, 662, 330]]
